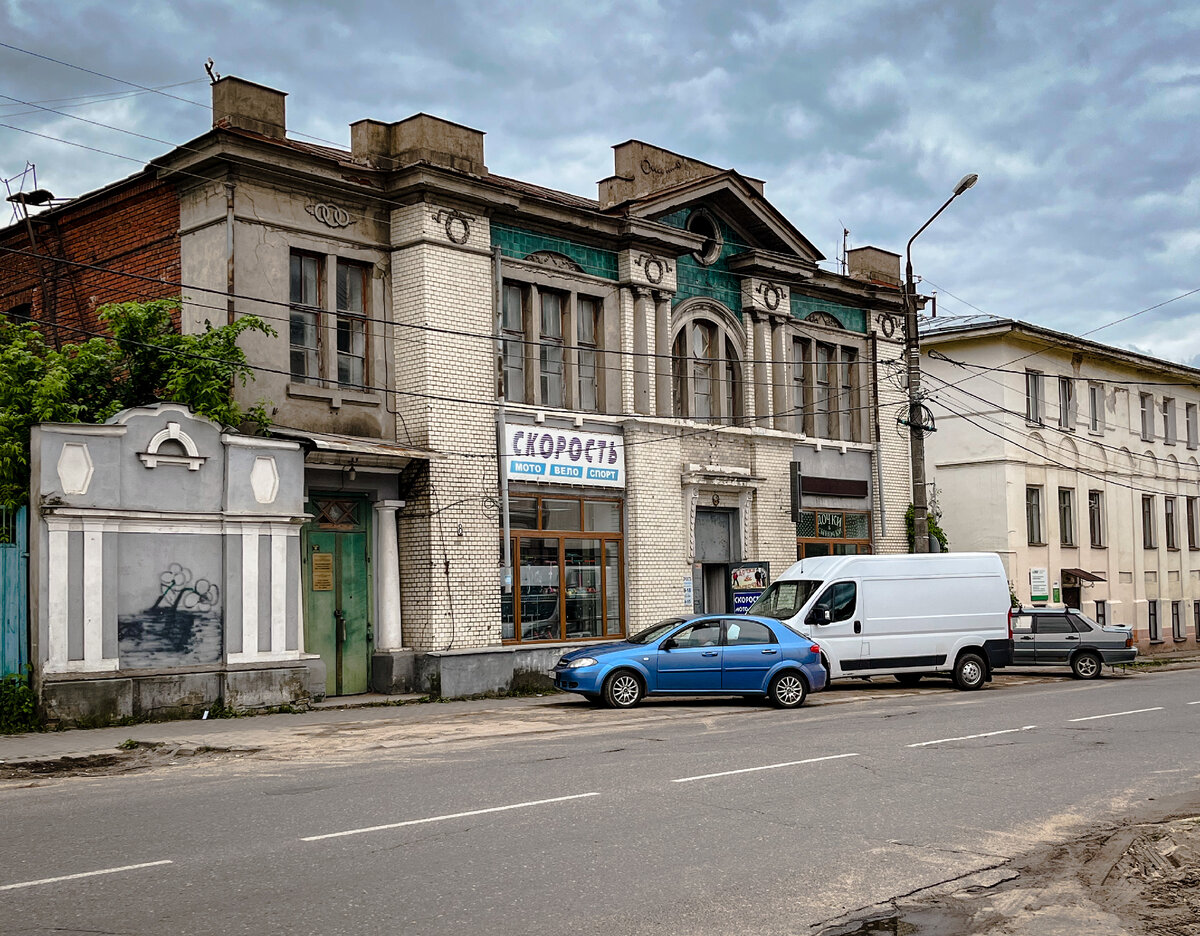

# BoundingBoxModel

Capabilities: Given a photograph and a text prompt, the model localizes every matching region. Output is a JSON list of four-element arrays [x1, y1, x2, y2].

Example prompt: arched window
[[671, 316, 743, 425]]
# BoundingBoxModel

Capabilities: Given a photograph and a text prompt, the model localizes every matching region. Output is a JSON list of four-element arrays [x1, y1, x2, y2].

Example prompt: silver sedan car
[[1010, 608, 1136, 678]]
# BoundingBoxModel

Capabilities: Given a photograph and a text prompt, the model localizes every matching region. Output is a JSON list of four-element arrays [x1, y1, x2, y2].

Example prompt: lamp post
[[905, 172, 978, 553]]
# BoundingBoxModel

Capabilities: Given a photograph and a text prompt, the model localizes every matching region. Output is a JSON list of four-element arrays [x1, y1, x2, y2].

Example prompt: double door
[[304, 495, 372, 697]]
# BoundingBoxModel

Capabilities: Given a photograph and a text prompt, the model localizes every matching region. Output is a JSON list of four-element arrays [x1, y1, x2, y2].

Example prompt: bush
[[0, 672, 39, 734]]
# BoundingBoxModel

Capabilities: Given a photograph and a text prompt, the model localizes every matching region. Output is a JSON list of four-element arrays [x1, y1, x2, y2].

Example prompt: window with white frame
[[1088, 383, 1104, 432], [1173, 600, 1184, 639], [672, 319, 742, 425], [1142, 494, 1157, 548], [1058, 488, 1076, 546], [1165, 496, 1179, 549], [1026, 486, 1044, 544], [335, 261, 369, 388], [1089, 489, 1105, 547], [1025, 370, 1044, 423], [1095, 600, 1106, 627], [500, 283, 526, 403], [1188, 403, 1199, 449], [1140, 392, 1155, 440], [289, 251, 322, 383], [1058, 377, 1075, 429], [791, 337, 807, 434], [789, 334, 864, 441], [1189, 496, 1200, 550], [539, 290, 566, 408], [1149, 600, 1161, 641], [1163, 397, 1177, 444], [576, 296, 600, 412]]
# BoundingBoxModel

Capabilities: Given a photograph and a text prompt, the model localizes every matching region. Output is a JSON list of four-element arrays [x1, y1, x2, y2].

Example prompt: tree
[[905, 503, 950, 553], [0, 299, 274, 508]]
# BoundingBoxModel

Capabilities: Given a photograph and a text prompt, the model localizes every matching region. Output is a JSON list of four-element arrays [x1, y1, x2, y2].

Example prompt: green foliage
[[0, 671, 39, 734], [905, 503, 950, 553], [0, 299, 274, 508]]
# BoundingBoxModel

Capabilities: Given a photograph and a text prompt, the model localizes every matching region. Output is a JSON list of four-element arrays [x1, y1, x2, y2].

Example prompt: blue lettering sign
[[587, 468, 618, 481], [510, 459, 545, 476], [549, 464, 582, 478]]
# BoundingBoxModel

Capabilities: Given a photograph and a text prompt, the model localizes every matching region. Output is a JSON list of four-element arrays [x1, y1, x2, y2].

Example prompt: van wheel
[[1071, 651, 1103, 680], [895, 673, 923, 687], [769, 671, 808, 708], [953, 653, 987, 691]]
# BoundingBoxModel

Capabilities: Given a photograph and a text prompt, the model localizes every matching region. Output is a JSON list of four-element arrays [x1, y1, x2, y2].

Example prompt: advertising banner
[[1030, 567, 1049, 603], [730, 561, 770, 614], [505, 425, 625, 489]]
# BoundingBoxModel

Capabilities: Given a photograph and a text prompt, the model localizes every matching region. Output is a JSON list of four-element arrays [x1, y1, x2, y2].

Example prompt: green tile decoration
[[491, 223, 619, 281], [790, 293, 867, 334]]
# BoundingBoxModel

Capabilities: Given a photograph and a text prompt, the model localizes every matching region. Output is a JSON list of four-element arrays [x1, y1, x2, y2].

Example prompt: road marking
[[907, 726, 1037, 748], [0, 860, 173, 892], [1188, 701, 1200, 705], [1069, 707, 1163, 722], [672, 753, 860, 783], [301, 792, 601, 841]]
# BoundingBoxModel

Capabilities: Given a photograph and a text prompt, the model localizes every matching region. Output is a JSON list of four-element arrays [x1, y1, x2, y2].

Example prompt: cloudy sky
[[2, 0, 1198, 363]]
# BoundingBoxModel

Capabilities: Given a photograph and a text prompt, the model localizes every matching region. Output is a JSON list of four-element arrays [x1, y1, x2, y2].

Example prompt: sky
[[2, 0, 1198, 364]]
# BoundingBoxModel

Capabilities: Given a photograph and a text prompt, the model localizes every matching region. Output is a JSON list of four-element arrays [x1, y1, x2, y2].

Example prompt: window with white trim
[[1025, 370, 1044, 423], [791, 335, 862, 442], [289, 251, 322, 383], [1026, 486, 1044, 545], [1142, 494, 1157, 549], [672, 319, 742, 425], [1149, 600, 1160, 641], [1089, 489, 1105, 547], [1058, 488, 1076, 546], [1163, 397, 1177, 444], [1188, 402, 1198, 449], [1166, 496, 1179, 550], [335, 260, 369, 388], [1058, 377, 1075, 429], [1140, 392, 1154, 440], [1088, 383, 1103, 432]]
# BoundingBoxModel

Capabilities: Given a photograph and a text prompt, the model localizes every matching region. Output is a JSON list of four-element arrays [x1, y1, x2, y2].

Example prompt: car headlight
[[565, 657, 598, 669]]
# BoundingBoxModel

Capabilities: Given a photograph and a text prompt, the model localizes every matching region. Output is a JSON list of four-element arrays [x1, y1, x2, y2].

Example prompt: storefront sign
[[730, 561, 770, 614], [1030, 567, 1049, 603], [505, 425, 625, 489]]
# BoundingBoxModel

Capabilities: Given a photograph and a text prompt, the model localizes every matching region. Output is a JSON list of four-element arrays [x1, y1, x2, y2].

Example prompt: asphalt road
[[2, 669, 1198, 936]]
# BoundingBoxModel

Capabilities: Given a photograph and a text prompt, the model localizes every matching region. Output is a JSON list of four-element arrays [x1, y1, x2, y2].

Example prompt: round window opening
[[686, 209, 723, 266]]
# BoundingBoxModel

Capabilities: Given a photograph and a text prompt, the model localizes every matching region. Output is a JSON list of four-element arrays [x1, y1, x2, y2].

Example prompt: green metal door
[[304, 495, 372, 696]]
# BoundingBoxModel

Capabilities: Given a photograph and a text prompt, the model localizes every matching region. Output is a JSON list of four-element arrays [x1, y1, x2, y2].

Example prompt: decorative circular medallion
[[445, 214, 470, 244], [762, 283, 782, 311], [877, 313, 896, 338], [306, 203, 353, 229], [644, 257, 664, 285]]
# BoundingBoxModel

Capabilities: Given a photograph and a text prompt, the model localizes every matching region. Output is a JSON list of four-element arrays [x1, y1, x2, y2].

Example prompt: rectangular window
[[576, 296, 600, 412], [1025, 370, 1043, 423], [1142, 494, 1157, 548], [815, 343, 834, 438], [289, 252, 321, 383], [1088, 383, 1103, 432], [1058, 377, 1074, 429], [1095, 600, 1106, 627], [1140, 392, 1154, 440], [1194, 600, 1200, 637], [1026, 486, 1043, 545], [335, 261, 368, 388], [1089, 490, 1105, 547], [1149, 600, 1160, 641], [501, 283, 526, 403], [1058, 488, 1076, 546], [839, 347, 857, 441], [539, 292, 565, 408], [1172, 601, 1184, 640], [1163, 397, 1177, 444], [1189, 496, 1200, 550], [1165, 496, 1178, 549], [792, 337, 809, 435], [1188, 402, 1198, 449]]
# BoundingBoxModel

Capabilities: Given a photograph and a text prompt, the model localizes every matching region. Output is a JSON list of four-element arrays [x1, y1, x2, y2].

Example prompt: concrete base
[[416, 643, 578, 699], [372, 649, 416, 694], [40, 661, 319, 727]]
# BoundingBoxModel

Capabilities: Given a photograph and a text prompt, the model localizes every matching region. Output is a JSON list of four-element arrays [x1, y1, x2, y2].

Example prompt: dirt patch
[[0, 741, 259, 780], [817, 794, 1200, 935]]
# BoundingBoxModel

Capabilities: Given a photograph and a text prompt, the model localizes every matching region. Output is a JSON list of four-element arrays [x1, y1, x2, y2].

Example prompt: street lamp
[[905, 172, 978, 553]]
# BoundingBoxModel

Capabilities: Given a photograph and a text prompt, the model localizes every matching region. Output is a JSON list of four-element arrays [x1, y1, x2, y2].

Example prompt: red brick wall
[[0, 174, 180, 342]]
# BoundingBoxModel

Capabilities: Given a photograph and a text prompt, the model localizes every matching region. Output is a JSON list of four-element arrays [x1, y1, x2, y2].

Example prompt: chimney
[[846, 246, 901, 288], [350, 114, 486, 175], [211, 76, 287, 139], [599, 141, 723, 209]]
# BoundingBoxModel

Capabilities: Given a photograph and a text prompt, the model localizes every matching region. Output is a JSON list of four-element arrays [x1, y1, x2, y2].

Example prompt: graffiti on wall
[[118, 563, 223, 667]]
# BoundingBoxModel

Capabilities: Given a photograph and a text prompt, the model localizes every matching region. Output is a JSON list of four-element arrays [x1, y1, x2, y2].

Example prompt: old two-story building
[[3, 75, 920, 716], [923, 315, 1200, 655]]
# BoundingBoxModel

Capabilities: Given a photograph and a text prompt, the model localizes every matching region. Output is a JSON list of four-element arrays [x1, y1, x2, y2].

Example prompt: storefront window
[[797, 509, 871, 559], [503, 494, 624, 642]]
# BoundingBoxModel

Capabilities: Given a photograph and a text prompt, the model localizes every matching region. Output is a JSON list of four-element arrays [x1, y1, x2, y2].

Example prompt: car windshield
[[748, 580, 823, 620], [627, 618, 686, 644]]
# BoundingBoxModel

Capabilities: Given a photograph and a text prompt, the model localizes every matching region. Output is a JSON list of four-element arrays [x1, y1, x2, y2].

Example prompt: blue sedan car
[[553, 614, 826, 709]]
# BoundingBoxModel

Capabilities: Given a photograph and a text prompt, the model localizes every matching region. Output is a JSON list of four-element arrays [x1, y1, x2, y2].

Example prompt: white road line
[[0, 860, 173, 892], [1069, 707, 1164, 722], [672, 753, 860, 783], [907, 726, 1037, 748], [1188, 701, 1200, 705], [301, 792, 601, 842]]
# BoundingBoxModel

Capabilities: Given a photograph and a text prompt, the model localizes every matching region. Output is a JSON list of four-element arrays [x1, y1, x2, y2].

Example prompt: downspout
[[871, 331, 887, 538], [493, 245, 512, 596], [224, 178, 236, 326]]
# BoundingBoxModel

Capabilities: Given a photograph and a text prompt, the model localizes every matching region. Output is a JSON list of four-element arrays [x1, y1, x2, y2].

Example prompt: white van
[[748, 553, 1013, 690]]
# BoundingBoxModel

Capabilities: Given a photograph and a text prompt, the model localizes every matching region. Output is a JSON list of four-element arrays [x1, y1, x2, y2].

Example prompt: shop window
[[289, 251, 322, 383], [502, 494, 624, 643], [796, 509, 871, 559]]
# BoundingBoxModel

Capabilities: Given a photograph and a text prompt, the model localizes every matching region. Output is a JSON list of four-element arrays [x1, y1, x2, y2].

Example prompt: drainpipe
[[224, 178, 236, 326], [493, 245, 512, 594], [871, 332, 887, 537]]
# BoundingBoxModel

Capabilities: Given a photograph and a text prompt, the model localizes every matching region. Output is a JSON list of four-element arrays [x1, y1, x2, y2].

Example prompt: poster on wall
[[504, 425, 625, 489], [730, 562, 770, 614], [1029, 567, 1049, 604]]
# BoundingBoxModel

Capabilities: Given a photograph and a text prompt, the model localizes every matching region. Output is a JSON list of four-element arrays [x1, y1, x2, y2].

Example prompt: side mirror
[[808, 608, 830, 626], [661, 638, 677, 651]]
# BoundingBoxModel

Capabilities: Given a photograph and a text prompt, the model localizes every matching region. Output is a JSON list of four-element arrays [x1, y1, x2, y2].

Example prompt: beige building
[[923, 316, 1200, 655], [18, 75, 923, 700]]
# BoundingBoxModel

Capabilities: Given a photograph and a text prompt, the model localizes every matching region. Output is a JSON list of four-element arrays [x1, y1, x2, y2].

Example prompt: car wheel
[[1072, 651, 1103, 680], [895, 673, 923, 686], [769, 671, 808, 709], [603, 670, 644, 709], [953, 652, 987, 691]]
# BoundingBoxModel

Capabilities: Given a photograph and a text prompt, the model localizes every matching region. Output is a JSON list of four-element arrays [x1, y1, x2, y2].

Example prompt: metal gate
[[0, 506, 29, 678]]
